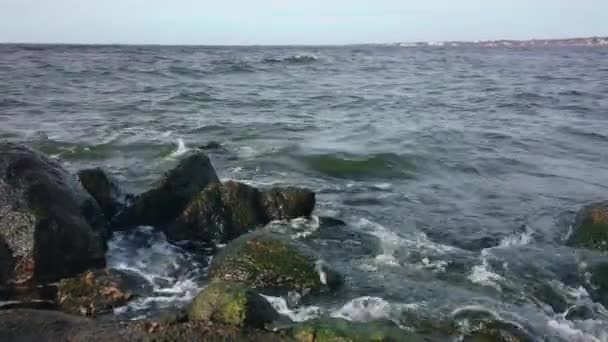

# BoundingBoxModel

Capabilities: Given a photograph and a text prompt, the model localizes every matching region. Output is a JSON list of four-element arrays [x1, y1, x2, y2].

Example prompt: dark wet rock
[[566, 201, 608, 251], [290, 318, 428, 342], [318, 216, 347, 228], [167, 181, 266, 243], [78, 168, 123, 219], [112, 152, 219, 229], [261, 187, 315, 221], [209, 232, 341, 294], [57, 269, 151, 317], [528, 282, 569, 313], [198, 141, 223, 150], [585, 262, 608, 307], [0, 299, 57, 311], [188, 281, 279, 328], [565, 305, 596, 320], [0, 142, 107, 293], [0, 309, 288, 341]]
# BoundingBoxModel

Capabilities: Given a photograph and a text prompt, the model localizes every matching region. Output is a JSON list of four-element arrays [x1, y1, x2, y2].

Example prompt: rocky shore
[[1, 141, 607, 341]]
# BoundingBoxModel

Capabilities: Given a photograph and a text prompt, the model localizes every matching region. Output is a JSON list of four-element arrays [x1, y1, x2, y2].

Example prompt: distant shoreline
[[391, 36, 608, 48], [0, 36, 607, 47]]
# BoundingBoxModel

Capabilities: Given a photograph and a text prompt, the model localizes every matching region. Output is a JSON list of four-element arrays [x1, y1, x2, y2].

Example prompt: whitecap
[[467, 250, 504, 291], [547, 319, 604, 342], [330, 297, 411, 326], [261, 295, 322, 322], [169, 138, 189, 158], [497, 226, 534, 248]]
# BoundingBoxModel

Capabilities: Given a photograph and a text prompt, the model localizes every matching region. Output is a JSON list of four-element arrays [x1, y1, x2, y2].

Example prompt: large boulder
[[57, 269, 151, 317], [261, 187, 315, 221], [112, 152, 219, 229], [0, 142, 107, 293], [166, 181, 267, 243], [208, 232, 341, 294], [167, 182, 317, 244], [78, 168, 123, 220], [566, 201, 608, 251], [187, 281, 279, 328]]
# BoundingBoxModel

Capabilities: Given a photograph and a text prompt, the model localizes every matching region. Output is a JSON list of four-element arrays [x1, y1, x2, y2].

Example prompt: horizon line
[[1, 35, 607, 48]]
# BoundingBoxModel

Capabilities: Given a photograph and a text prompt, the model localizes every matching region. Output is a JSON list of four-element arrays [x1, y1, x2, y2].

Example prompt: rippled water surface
[[1, 44, 608, 340]]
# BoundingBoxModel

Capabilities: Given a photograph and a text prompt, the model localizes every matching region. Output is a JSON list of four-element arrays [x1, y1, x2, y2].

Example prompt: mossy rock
[[461, 320, 535, 342], [166, 181, 267, 243], [291, 318, 427, 342], [58, 269, 150, 317], [566, 201, 608, 251], [209, 232, 341, 294], [187, 281, 279, 328]]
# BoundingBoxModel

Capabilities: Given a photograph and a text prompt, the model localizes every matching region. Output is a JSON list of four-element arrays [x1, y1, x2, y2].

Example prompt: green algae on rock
[[188, 281, 279, 328], [209, 232, 342, 294], [291, 318, 428, 342], [566, 201, 608, 251]]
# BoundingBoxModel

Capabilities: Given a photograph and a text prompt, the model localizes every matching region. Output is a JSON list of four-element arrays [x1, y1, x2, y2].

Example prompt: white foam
[[497, 227, 534, 248], [260, 295, 322, 322], [331, 297, 394, 322], [107, 227, 204, 316], [468, 250, 504, 291], [169, 138, 189, 158], [547, 319, 603, 342]]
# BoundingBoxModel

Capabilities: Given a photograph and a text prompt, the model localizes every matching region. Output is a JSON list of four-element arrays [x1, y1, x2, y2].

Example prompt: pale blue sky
[[1, 0, 607, 45]]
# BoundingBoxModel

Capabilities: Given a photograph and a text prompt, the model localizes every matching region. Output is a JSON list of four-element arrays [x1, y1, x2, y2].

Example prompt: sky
[[1, 0, 607, 45]]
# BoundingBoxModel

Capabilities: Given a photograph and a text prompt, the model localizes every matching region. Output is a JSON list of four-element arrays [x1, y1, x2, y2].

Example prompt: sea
[[1, 44, 608, 341]]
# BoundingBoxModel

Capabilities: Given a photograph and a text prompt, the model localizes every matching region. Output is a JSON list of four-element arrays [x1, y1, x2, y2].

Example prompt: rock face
[[187, 281, 279, 328], [260, 187, 315, 221], [167, 181, 266, 243], [209, 232, 341, 294], [78, 168, 123, 220], [57, 269, 151, 317], [167, 181, 316, 244], [0, 142, 107, 293], [566, 201, 608, 251], [112, 152, 219, 229]]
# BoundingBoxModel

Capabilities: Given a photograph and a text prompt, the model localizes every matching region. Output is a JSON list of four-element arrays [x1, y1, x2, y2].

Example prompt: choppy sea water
[[1, 44, 608, 340]]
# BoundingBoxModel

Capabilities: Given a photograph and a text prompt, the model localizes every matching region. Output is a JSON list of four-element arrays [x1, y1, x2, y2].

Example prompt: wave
[[107, 227, 205, 318], [298, 153, 416, 180], [262, 55, 319, 64], [168, 138, 189, 158]]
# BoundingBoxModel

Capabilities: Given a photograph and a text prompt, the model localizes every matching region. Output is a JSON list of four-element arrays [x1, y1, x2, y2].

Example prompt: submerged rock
[[57, 269, 151, 317], [566, 201, 608, 251], [112, 152, 219, 229], [78, 168, 123, 220], [0, 142, 107, 293], [167, 181, 267, 243], [188, 281, 279, 328], [291, 318, 428, 342], [209, 232, 341, 294]]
